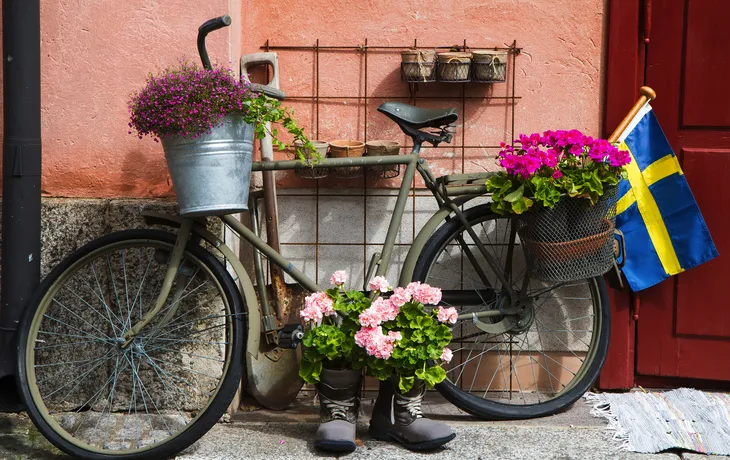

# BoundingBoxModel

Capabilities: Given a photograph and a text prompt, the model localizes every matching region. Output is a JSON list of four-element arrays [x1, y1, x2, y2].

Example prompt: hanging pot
[[437, 52, 472, 82], [329, 139, 365, 178], [294, 140, 330, 180]]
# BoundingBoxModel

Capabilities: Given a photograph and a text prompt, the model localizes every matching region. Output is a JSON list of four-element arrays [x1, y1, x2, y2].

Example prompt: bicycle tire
[[17, 229, 245, 460], [412, 205, 610, 420]]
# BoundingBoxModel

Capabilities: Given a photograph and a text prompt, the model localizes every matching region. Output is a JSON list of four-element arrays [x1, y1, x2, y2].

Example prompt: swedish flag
[[616, 103, 718, 291]]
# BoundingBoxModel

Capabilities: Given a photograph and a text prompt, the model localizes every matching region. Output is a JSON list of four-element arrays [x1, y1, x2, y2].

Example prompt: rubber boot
[[369, 376, 455, 450], [314, 367, 362, 452]]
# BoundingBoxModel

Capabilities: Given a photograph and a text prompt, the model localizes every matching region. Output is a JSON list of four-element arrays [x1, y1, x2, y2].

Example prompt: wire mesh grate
[[516, 186, 618, 283]]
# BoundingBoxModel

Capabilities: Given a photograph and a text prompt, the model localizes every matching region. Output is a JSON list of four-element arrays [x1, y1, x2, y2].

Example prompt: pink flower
[[330, 270, 348, 286], [304, 291, 335, 319], [359, 307, 385, 328], [359, 297, 399, 327], [552, 170, 563, 179], [389, 287, 412, 308], [374, 297, 399, 322], [437, 306, 458, 324], [412, 284, 442, 306], [354, 326, 378, 348], [441, 347, 453, 363], [388, 331, 402, 341], [368, 276, 391, 293], [405, 281, 421, 296], [354, 326, 401, 360], [300, 304, 323, 325]]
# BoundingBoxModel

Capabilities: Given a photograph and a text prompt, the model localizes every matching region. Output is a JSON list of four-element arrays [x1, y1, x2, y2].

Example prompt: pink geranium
[[330, 270, 348, 286], [354, 326, 401, 360], [368, 276, 391, 293], [440, 347, 453, 363], [437, 306, 458, 325], [358, 297, 399, 327], [410, 283, 442, 306], [299, 305, 323, 325], [389, 287, 412, 308], [358, 307, 384, 328], [301, 291, 335, 324]]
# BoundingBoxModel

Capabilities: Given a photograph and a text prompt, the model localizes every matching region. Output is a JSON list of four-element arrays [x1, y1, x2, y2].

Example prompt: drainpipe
[[0, 0, 42, 412]]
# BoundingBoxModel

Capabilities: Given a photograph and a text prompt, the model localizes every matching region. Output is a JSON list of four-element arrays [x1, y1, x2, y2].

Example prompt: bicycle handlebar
[[197, 15, 231, 70]]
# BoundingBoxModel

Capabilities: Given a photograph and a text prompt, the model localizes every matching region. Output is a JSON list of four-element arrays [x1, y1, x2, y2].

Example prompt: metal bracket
[[264, 347, 285, 362], [262, 314, 277, 333]]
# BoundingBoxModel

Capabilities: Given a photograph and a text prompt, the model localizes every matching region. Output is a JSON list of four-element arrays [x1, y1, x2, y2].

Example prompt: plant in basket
[[485, 129, 631, 215], [485, 130, 632, 282], [128, 61, 317, 216], [299, 272, 456, 453]]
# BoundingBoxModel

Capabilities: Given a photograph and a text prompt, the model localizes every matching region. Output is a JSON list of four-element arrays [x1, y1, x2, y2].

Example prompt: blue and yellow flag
[[616, 104, 718, 291]]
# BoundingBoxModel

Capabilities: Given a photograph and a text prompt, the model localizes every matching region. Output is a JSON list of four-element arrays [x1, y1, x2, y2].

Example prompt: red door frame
[[598, 0, 644, 389]]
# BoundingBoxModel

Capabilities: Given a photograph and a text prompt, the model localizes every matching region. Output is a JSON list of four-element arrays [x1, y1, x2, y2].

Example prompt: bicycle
[[15, 16, 611, 460]]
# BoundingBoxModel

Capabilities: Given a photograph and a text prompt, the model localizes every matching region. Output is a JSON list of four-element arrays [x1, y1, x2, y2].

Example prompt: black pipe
[[0, 0, 42, 412]]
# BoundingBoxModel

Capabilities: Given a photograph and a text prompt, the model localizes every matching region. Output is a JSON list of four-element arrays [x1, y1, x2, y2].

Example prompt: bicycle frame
[[126, 147, 523, 348]]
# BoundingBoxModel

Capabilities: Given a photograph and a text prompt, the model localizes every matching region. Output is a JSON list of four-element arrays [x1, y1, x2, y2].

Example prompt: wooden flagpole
[[607, 86, 656, 143]]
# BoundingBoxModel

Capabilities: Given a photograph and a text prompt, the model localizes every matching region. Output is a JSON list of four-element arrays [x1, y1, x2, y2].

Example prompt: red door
[[635, 0, 730, 381]]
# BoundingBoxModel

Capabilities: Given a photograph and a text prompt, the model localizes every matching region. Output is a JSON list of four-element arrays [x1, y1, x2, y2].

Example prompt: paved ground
[[0, 392, 726, 460]]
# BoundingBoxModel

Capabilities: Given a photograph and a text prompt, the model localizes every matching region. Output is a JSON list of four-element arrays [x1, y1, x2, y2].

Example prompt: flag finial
[[640, 86, 656, 100]]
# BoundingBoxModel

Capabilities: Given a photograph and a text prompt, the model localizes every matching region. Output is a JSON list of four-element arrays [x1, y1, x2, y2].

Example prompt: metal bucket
[[162, 115, 254, 217]]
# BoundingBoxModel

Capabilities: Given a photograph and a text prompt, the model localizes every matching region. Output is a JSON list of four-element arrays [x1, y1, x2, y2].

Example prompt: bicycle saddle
[[377, 102, 458, 129]]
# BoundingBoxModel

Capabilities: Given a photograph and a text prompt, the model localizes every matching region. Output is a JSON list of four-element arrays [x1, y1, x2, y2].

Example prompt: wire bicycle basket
[[517, 186, 618, 283]]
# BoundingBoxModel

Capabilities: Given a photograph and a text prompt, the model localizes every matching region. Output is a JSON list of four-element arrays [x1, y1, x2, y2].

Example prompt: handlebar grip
[[198, 15, 232, 35], [197, 15, 232, 70]]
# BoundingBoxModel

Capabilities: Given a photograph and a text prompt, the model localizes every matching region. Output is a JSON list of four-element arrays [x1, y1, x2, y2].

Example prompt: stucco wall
[[12, 0, 237, 197], [0, 0, 605, 198], [240, 0, 607, 168]]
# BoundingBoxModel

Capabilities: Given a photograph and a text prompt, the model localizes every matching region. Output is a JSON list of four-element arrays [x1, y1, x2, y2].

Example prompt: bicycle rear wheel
[[17, 229, 245, 459], [412, 205, 610, 419]]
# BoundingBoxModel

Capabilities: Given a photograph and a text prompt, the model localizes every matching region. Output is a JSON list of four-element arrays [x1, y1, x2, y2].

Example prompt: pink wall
[[2, 0, 606, 198], [27, 0, 235, 197], [240, 0, 607, 188]]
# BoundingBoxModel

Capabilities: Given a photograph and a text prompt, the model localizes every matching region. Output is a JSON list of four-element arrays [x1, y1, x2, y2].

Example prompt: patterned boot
[[369, 376, 455, 450], [314, 368, 362, 452]]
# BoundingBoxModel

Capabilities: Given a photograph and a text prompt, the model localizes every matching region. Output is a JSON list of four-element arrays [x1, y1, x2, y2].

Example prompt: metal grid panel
[[257, 39, 521, 289]]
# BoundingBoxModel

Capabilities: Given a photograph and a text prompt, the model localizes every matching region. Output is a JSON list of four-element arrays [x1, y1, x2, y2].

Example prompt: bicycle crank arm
[[121, 220, 193, 347]]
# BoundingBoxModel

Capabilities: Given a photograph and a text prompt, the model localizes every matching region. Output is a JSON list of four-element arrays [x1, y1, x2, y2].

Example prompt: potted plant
[[299, 273, 455, 452], [485, 130, 631, 282], [128, 61, 317, 216]]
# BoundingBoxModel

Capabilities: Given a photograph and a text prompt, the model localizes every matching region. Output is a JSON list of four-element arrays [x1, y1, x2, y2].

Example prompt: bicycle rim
[[21, 233, 240, 457]]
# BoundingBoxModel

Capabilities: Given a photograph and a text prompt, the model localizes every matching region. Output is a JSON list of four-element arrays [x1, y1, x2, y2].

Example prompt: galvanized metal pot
[[162, 115, 254, 217]]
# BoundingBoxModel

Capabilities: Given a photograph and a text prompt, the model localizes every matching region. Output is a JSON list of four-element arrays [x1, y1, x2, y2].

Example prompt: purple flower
[[128, 62, 256, 140]]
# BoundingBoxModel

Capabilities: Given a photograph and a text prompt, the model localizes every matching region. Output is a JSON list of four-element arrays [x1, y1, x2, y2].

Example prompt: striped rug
[[585, 388, 730, 455]]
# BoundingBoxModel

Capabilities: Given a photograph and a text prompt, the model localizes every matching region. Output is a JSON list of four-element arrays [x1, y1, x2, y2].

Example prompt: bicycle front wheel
[[412, 205, 610, 419], [17, 229, 245, 459]]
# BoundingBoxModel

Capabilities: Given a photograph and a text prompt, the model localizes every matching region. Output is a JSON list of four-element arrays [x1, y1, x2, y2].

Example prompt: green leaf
[[398, 375, 415, 393], [299, 359, 322, 384], [504, 184, 525, 203], [415, 365, 447, 388], [510, 197, 533, 214]]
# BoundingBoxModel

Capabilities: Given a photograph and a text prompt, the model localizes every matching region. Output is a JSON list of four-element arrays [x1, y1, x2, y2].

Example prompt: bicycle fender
[[141, 212, 261, 359]]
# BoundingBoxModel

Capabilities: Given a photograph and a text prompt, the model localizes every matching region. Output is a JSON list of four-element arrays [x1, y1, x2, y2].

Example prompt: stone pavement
[[0, 392, 726, 460]]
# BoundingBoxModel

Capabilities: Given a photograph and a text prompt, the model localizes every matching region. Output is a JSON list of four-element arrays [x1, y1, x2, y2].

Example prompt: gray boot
[[314, 367, 362, 452], [369, 376, 455, 450]]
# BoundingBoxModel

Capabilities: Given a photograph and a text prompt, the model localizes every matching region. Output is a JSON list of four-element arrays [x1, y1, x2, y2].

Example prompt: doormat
[[585, 388, 730, 455]]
